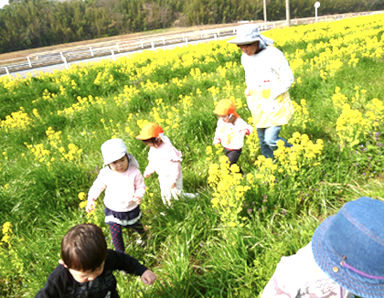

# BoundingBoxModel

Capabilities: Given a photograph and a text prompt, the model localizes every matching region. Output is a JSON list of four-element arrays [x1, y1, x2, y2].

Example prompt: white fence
[[0, 26, 242, 75]]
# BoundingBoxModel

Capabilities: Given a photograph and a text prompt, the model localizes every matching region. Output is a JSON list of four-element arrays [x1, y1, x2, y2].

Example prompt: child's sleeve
[[143, 164, 155, 177], [164, 143, 182, 184], [242, 119, 253, 135], [109, 250, 148, 276], [87, 170, 107, 202], [134, 171, 146, 198], [35, 266, 69, 298], [269, 49, 294, 100], [213, 120, 222, 144], [143, 152, 155, 177]]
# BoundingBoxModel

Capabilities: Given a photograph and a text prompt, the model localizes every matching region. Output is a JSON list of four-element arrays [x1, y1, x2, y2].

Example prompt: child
[[86, 138, 146, 252], [136, 122, 196, 206], [36, 223, 156, 297], [213, 99, 253, 170], [229, 24, 294, 159], [261, 197, 384, 298]]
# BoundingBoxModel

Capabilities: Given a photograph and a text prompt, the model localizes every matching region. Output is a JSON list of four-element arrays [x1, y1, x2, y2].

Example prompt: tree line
[[0, 0, 383, 54]]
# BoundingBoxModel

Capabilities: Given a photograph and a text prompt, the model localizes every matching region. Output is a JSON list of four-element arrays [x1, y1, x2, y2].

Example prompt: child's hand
[[86, 201, 96, 213], [141, 269, 156, 285], [171, 182, 176, 189], [134, 196, 142, 204], [144, 173, 151, 179]]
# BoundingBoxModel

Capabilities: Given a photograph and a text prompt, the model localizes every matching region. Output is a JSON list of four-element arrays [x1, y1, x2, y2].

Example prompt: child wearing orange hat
[[136, 122, 196, 206], [213, 99, 253, 171]]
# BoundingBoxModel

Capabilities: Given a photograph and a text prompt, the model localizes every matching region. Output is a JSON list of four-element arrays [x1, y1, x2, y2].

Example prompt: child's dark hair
[[142, 137, 162, 146], [61, 224, 107, 271]]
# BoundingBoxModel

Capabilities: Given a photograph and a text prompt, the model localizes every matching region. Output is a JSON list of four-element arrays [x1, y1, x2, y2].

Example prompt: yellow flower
[[78, 192, 86, 200], [2, 222, 12, 235]]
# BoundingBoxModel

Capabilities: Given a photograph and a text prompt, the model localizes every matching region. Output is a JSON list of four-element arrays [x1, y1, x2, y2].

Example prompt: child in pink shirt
[[213, 99, 253, 171], [86, 138, 146, 251], [136, 122, 195, 206]]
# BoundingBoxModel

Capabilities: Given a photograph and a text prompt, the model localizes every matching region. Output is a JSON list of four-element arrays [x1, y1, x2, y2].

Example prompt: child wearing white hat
[[136, 122, 197, 206], [86, 138, 146, 251], [229, 24, 294, 159]]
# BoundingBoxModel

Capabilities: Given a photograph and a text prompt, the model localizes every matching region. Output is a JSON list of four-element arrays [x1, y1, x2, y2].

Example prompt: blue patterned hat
[[312, 197, 384, 297], [228, 24, 273, 48]]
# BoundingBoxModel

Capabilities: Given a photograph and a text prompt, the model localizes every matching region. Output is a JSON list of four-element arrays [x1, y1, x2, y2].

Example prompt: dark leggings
[[224, 148, 242, 165], [224, 148, 243, 173], [108, 222, 145, 252]]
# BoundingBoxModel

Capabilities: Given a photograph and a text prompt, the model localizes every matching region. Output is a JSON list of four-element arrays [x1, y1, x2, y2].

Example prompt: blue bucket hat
[[228, 24, 274, 48], [312, 197, 384, 298]]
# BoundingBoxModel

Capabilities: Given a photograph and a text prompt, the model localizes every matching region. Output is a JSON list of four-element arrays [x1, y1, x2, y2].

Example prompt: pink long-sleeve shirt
[[88, 163, 146, 212]]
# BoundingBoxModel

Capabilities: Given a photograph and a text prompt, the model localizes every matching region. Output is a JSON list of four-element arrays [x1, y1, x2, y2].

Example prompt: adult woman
[[229, 24, 294, 158]]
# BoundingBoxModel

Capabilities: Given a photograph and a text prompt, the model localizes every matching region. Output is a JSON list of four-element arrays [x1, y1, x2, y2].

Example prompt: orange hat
[[136, 122, 164, 140], [213, 99, 239, 117]]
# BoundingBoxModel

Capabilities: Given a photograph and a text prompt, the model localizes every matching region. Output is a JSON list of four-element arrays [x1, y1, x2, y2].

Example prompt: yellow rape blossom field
[[1, 13, 384, 297]]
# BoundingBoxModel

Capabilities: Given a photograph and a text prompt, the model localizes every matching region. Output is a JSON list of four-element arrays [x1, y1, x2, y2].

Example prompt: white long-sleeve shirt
[[88, 159, 145, 212], [242, 46, 295, 128], [242, 46, 294, 100], [213, 117, 253, 150], [144, 138, 182, 188]]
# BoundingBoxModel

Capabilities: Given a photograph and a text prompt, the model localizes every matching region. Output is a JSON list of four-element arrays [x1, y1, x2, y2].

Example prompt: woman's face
[[238, 42, 260, 56]]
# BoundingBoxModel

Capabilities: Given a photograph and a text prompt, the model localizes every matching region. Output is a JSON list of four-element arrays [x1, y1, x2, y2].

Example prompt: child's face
[[219, 114, 235, 124], [68, 261, 105, 283], [142, 138, 161, 148], [109, 155, 129, 173], [238, 42, 259, 56], [143, 140, 155, 148]]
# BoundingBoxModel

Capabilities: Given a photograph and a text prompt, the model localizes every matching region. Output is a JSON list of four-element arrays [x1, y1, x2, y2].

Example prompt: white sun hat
[[101, 138, 128, 165], [229, 24, 274, 48]]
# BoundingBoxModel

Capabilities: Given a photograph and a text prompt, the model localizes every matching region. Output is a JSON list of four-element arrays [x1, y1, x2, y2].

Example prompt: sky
[[0, 0, 8, 9]]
